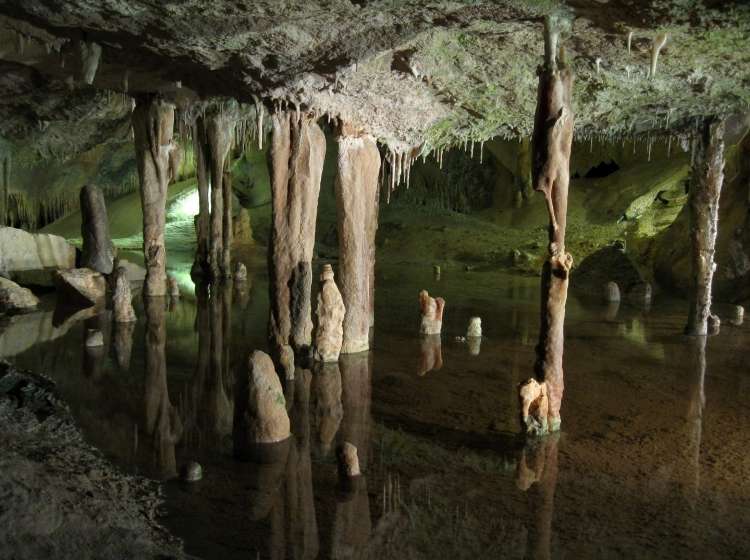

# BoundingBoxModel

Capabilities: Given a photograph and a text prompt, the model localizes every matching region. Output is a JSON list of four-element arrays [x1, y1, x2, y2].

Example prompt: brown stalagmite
[[205, 110, 235, 279], [222, 169, 233, 276], [685, 118, 725, 336], [523, 15, 574, 434], [132, 95, 177, 296], [336, 124, 381, 354], [192, 116, 210, 274], [268, 111, 325, 357]]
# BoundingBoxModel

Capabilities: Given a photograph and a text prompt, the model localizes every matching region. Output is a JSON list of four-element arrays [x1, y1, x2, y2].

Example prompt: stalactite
[[650, 33, 668, 78], [78, 40, 102, 85], [627, 31, 633, 54]]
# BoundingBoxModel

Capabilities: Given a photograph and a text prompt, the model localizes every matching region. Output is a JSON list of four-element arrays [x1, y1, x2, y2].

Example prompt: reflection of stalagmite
[[518, 378, 550, 436], [339, 352, 373, 469], [112, 320, 135, 371], [314, 264, 346, 363], [112, 266, 136, 323], [143, 296, 182, 478], [312, 361, 343, 456], [132, 96, 177, 296], [268, 111, 325, 361], [517, 432, 560, 560], [686, 335, 706, 500], [417, 334, 443, 376], [419, 289, 445, 335], [520, 15, 574, 435], [685, 119, 725, 336], [336, 124, 381, 353]]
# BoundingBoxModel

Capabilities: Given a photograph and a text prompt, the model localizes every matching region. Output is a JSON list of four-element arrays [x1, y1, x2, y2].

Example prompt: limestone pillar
[[80, 184, 114, 274], [205, 110, 235, 279], [192, 117, 211, 274], [268, 111, 325, 356], [222, 169, 233, 275], [335, 125, 380, 354], [685, 118, 725, 336], [520, 15, 574, 435], [132, 96, 177, 296]]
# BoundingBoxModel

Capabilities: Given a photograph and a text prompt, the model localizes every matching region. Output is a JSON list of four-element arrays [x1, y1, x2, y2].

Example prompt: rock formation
[[417, 334, 443, 376], [234, 350, 291, 455], [336, 124, 380, 353], [167, 274, 180, 298], [312, 361, 343, 456], [521, 15, 575, 435], [314, 264, 346, 363], [85, 328, 104, 347], [113, 320, 135, 370], [192, 116, 211, 275], [685, 118, 725, 336], [79, 184, 114, 275], [336, 442, 361, 478], [268, 112, 325, 358], [112, 266, 136, 323], [730, 305, 744, 326], [132, 96, 177, 296], [518, 378, 550, 436], [603, 281, 621, 303], [0, 226, 75, 274], [418, 289, 445, 335], [467, 317, 482, 338], [55, 268, 105, 307], [0, 276, 39, 313], [234, 262, 248, 282]]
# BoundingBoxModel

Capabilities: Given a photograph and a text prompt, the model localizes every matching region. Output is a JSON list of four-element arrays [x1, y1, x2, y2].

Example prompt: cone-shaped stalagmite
[[268, 111, 325, 358], [520, 15, 574, 435], [132, 96, 177, 296], [336, 124, 380, 354], [685, 118, 725, 336], [80, 184, 114, 274]]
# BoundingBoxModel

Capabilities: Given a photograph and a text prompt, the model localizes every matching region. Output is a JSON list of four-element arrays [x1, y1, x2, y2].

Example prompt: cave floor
[[5, 246, 750, 559]]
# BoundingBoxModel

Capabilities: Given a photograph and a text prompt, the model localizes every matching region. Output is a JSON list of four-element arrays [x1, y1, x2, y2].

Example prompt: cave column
[[268, 111, 325, 358], [685, 118, 725, 336], [192, 117, 210, 274], [205, 110, 235, 279], [335, 123, 381, 354], [132, 95, 177, 296], [521, 15, 575, 435]]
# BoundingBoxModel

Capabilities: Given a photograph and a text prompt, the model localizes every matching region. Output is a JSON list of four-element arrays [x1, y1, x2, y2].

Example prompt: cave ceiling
[[0, 0, 748, 160]]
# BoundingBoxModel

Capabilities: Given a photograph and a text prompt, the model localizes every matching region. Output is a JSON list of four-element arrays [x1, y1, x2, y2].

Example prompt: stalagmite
[[205, 108, 235, 278], [222, 169, 233, 276], [192, 116, 210, 275], [268, 111, 325, 359], [80, 184, 114, 275], [132, 95, 177, 296], [337, 442, 361, 478], [685, 119, 724, 336], [336, 123, 381, 353], [112, 266, 136, 323], [520, 14, 575, 435], [419, 290, 445, 335], [467, 317, 482, 338], [314, 264, 346, 363]]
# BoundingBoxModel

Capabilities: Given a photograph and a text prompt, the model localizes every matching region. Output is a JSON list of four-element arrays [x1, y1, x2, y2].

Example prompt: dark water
[[4, 247, 750, 559]]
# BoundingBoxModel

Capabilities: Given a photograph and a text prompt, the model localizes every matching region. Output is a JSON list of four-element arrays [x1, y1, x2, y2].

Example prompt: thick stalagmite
[[79, 184, 114, 274], [206, 110, 235, 279], [268, 111, 325, 358], [192, 116, 210, 274], [521, 15, 574, 435], [132, 96, 177, 296], [685, 119, 725, 336], [335, 125, 380, 354]]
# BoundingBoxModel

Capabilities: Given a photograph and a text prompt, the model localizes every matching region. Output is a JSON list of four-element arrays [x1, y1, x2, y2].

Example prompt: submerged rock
[[0, 277, 39, 313], [467, 316, 482, 338], [234, 350, 290, 453], [314, 264, 345, 363], [55, 268, 105, 307], [80, 184, 115, 275], [419, 289, 444, 335]]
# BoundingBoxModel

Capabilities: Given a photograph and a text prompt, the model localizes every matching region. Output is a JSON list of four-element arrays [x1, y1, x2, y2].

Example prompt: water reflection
[[417, 334, 442, 376], [112, 319, 136, 371]]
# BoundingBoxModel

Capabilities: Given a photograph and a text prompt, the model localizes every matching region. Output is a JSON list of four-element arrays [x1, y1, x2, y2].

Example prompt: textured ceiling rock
[[0, 1, 748, 153]]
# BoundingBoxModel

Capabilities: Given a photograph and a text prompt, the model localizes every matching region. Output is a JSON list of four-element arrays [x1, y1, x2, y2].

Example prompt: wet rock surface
[[0, 277, 39, 313], [54, 268, 106, 307], [0, 363, 184, 559]]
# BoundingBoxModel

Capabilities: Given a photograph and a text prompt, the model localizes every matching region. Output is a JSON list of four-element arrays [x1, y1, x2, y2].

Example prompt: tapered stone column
[[192, 117, 211, 274], [132, 96, 177, 296], [80, 184, 114, 274], [268, 111, 325, 357], [205, 110, 235, 279], [222, 169, 233, 276], [520, 15, 574, 435], [685, 119, 725, 336], [335, 124, 380, 354]]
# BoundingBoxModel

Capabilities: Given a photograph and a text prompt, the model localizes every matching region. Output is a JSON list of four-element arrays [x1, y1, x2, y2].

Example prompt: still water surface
[[5, 248, 750, 559]]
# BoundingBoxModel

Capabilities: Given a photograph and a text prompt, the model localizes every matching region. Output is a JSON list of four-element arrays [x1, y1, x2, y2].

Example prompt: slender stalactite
[[336, 122, 381, 353], [132, 95, 177, 296], [519, 15, 574, 436], [192, 116, 211, 275], [268, 110, 325, 364], [685, 118, 725, 336]]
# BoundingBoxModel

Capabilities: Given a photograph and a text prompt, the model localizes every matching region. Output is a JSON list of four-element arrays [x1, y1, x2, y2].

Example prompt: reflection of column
[[687, 335, 706, 501], [417, 334, 442, 377], [286, 369, 319, 560], [334, 352, 373, 556], [143, 296, 181, 478], [312, 362, 343, 457], [112, 320, 136, 371], [82, 313, 109, 379], [516, 433, 559, 560]]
